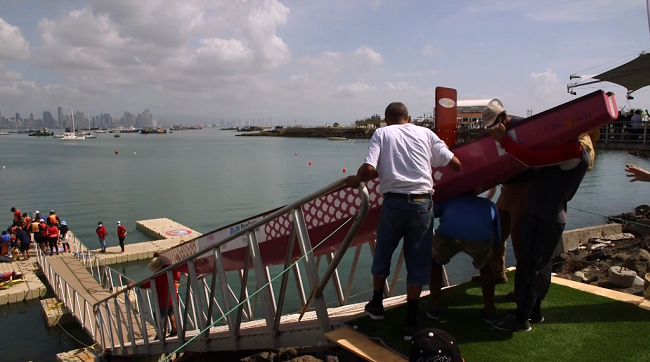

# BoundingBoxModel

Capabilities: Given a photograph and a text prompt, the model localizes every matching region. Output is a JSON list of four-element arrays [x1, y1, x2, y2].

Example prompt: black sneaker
[[364, 302, 384, 320], [418, 299, 441, 320], [493, 314, 531, 332], [506, 309, 545, 323], [404, 324, 420, 341], [483, 309, 497, 325]]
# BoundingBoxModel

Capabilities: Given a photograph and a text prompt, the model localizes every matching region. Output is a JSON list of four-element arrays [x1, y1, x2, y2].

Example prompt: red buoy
[[115, 150, 118, 155], [309, 161, 312, 166], [343, 168, 346, 173], [295, 153, 298, 156]]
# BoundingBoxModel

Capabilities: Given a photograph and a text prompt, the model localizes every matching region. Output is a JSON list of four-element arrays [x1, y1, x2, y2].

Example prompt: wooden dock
[[0, 258, 47, 305], [87, 218, 201, 265]]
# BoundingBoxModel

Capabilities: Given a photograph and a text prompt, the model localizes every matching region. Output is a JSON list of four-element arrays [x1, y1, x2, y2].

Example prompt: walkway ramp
[[38, 251, 156, 353]]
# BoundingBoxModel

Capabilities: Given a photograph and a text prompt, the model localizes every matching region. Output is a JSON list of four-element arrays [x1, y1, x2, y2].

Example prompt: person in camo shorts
[[420, 194, 502, 324], [346, 101, 461, 341]]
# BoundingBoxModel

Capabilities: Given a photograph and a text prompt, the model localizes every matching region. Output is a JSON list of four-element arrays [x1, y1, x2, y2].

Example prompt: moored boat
[[0, 131, 10, 135], [28, 129, 54, 136], [140, 127, 167, 134], [109, 126, 140, 133], [327, 136, 348, 141]]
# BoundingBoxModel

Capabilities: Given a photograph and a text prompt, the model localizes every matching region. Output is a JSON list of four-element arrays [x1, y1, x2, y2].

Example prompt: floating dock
[[0, 259, 47, 305], [87, 218, 201, 265]]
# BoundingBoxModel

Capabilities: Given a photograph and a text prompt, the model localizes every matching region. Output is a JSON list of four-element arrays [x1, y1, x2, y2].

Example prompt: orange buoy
[[115, 150, 118, 155], [343, 168, 346, 173], [309, 161, 312, 166]]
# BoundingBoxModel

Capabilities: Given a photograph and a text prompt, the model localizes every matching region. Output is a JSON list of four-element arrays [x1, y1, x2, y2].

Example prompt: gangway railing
[[70, 233, 135, 292], [36, 246, 101, 341], [92, 178, 372, 356]]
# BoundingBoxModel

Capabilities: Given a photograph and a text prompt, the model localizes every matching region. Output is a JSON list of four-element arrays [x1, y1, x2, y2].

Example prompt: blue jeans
[[371, 195, 433, 286], [98, 238, 106, 250]]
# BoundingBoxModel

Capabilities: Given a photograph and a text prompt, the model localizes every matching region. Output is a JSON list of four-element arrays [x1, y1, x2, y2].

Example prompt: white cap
[[35, 210, 40, 214], [481, 100, 506, 128], [117, 221, 121, 225]]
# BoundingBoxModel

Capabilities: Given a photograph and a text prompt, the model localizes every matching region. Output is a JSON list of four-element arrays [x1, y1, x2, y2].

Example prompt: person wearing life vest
[[117, 221, 127, 253], [31, 218, 41, 243], [22, 213, 31, 236], [34, 210, 42, 224], [0, 231, 11, 257], [96, 222, 107, 253], [47, 220, 60, 256], [10, 207, 21, 227], [38, 219, 48, 252], [48, 210, 60, 227]]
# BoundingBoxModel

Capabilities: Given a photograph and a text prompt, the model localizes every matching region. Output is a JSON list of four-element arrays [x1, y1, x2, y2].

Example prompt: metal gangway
[[38, 178, 446, 359]]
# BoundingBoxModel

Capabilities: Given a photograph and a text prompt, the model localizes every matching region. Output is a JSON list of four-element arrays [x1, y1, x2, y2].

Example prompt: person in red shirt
[[117, 221, 127, 253], [46, 221, 60, 256], [129, 256, 180, 340], [96, 222, 107, 253]]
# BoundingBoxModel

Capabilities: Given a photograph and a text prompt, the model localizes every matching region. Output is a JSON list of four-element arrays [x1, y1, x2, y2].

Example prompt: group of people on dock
[[346, 100, 640, 347], [2, 209, 131, 260], [2, 209, 70, 260]]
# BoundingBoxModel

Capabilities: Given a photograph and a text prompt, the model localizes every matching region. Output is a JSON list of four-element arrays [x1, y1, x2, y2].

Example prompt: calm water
[[1, 129, 650, 360]]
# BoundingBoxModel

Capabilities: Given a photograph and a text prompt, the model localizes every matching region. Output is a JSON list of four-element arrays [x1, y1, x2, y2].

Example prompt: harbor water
[[1, 129, 649, 361]]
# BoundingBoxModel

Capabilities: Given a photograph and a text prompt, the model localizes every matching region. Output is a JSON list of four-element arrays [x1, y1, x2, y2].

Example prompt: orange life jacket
[[48, 214, 58, 224], [31, 221, 40, 233]]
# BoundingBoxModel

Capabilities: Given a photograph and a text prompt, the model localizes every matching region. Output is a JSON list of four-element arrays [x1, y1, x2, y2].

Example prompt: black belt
[[384, 192, 431, 201]]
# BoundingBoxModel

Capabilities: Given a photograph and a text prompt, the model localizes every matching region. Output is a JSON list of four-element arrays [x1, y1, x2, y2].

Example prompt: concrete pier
[[88, 218, 202, 265], [0, 259, 47, 305]]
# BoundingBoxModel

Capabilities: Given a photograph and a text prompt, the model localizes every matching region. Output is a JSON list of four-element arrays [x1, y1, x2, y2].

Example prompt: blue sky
[[0, 0, 648, 124]]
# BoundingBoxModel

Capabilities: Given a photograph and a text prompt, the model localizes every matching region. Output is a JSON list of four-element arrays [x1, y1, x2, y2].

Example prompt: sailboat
[[84, 112, 97, 139], [61, 108, 85, 141]]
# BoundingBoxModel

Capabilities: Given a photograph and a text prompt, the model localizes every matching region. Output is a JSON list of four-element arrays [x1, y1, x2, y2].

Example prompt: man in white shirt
[[347, 102, 461, 340]]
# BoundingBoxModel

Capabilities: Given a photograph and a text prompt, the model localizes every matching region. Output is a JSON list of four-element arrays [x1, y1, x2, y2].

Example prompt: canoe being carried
[[159, 90, 618, 275]]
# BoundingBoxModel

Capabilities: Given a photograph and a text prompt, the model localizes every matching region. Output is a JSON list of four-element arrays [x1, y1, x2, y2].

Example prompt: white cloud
[[465, 0, 644, 21], [421, 45, 438, 57], [300, 45, 383, 72], [386, 81, 417, 91], [0, 17, 30, 60], [35, 1, 291, 94], [394, 70, 438, 77]]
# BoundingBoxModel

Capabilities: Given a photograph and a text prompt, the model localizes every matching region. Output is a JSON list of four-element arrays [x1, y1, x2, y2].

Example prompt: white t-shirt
[[631, 114, 642, 129], [364, 123, 454, 195]]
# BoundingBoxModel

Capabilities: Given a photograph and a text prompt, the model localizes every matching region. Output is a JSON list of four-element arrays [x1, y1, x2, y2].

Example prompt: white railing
[[91, 178, 372, 356], [599, 120, 648, 145], [70, 233, 134, 292], [35, 246, 99, 341]]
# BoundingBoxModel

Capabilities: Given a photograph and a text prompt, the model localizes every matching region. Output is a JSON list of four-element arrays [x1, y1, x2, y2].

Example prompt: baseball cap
[[117, 221, 121, 225], [481, 100, 506, 128], [35, 210, 40, 214], [409, 328, 463, 362]]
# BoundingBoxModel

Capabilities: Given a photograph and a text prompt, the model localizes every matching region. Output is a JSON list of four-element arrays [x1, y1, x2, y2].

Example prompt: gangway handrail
[[89, 178, 370, 355], [93, 177, 362, 306], [35, 246, 100, 341]]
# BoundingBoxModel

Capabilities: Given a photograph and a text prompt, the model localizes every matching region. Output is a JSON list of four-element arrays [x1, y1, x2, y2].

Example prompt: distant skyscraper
[[57, 106, 63, 127], [15, 112, 20, 120], [43, 111, 54, 128]]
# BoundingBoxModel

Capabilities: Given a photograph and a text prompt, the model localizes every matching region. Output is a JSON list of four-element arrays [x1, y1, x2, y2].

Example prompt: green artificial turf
[[345, 275, 650, 362]]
